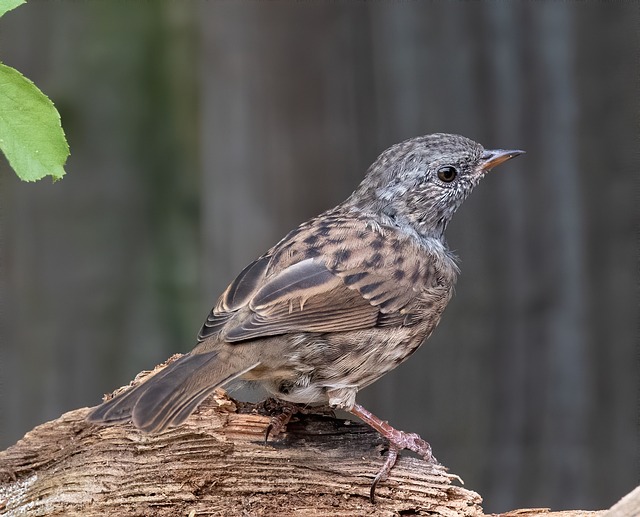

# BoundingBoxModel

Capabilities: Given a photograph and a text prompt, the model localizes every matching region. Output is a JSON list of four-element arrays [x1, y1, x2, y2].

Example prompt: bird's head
[[347, 133, 524, 239]]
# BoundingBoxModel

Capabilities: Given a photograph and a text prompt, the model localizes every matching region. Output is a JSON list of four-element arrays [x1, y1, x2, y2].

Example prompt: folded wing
[[198, 255, 418, 344]]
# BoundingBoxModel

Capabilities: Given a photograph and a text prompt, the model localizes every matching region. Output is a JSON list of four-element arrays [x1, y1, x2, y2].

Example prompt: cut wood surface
[[0, 362, 621, 516]]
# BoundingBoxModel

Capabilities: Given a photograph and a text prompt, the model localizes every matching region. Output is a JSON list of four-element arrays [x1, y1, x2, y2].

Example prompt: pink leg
[[350, 403, 439, 502], [263, 399, 298, 443], [262, 399, 333, 442]]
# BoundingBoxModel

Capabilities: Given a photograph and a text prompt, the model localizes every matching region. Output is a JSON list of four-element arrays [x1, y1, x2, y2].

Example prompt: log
[[0, 360, 618, 516]]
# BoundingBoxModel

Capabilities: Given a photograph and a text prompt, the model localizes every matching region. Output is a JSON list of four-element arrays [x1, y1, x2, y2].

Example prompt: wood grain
[[0, 382, 482, 516]]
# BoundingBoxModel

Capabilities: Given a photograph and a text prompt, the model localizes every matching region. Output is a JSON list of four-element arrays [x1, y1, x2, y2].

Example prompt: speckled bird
[[88, 133, 524, 500]]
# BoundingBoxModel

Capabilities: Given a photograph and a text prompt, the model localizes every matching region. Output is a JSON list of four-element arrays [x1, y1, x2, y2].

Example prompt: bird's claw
[[370, 445, 399, 503], [397, 431, 438, 463], [262, 400, 297, 444], [369, 432, 439, 503]]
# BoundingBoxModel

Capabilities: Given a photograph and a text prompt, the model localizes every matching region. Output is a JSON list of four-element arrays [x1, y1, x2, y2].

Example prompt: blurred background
[[0, 1, 637, 513]]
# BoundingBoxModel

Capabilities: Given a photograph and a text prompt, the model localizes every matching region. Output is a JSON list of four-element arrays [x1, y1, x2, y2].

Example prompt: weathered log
[[0, 362, 481, 516], [0, 361, 617, 516]]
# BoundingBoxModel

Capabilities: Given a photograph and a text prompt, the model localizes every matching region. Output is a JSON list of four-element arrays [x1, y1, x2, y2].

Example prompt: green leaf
[[0, 63, 69, 181], [0, 0, 26, 18]]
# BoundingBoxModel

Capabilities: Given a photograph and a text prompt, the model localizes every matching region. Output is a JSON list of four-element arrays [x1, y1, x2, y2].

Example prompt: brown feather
[[196, 216, 447, 346]]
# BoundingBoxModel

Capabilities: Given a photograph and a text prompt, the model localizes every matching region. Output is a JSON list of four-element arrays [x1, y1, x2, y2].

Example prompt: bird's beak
[[480, 148, 525, 172]]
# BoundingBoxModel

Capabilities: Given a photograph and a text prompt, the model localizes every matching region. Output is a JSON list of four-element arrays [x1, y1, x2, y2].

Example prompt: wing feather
[[197, 217, 437, 344], [223, 259, 379, 342]]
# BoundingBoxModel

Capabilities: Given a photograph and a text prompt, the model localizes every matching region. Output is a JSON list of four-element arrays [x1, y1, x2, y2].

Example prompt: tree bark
[[0, 360, 616, 516]]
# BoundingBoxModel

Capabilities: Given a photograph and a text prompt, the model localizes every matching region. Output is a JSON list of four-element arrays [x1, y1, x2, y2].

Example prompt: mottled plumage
[[88, 133, 524, 500]]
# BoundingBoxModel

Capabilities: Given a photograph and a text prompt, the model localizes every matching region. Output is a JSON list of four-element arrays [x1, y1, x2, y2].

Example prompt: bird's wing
[[198, 254, 417, 343]]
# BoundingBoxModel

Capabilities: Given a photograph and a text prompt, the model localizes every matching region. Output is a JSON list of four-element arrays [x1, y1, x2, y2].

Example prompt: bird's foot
[[260, 399, 335, 443], [370, 430, 439, 502], [264, 402, 296, 443], [349, 403, 440, 503], [260, 398, 312, 443]]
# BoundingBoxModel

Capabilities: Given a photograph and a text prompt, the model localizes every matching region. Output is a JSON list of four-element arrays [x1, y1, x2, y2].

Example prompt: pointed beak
[[480, 148, 526, 172]]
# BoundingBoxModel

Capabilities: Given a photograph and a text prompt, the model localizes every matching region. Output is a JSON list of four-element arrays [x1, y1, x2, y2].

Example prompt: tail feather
[[87, 350, 259, 433], [169, 386, 219, 428], [87, 354, 196, 424]]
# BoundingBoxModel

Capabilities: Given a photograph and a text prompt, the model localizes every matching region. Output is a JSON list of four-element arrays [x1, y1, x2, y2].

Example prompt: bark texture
[[0, 363, 622, 517], [0, 366, 481, 517]]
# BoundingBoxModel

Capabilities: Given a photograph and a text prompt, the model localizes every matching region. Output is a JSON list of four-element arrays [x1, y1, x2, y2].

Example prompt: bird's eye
[[437, 166, 458, 183]]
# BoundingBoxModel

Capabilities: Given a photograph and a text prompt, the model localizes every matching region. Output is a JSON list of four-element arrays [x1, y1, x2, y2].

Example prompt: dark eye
[[437, 165, 458, 183]]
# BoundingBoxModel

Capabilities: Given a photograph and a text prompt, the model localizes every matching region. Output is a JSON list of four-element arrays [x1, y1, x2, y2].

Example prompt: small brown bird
[[88, 133, 523, 500]]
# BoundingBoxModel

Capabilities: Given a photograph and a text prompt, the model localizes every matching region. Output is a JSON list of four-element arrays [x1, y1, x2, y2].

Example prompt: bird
[[87, 133, 524, 501]]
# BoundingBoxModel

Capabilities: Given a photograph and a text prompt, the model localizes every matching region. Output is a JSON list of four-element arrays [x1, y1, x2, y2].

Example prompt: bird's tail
[[87, 350, 259, 433]]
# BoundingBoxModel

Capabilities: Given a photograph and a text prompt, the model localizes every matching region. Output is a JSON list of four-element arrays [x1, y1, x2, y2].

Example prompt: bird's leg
[[261, 399, 335, 443], [349, 403, 439, 503], [350, 403, 437, 460], [263, 399, 297, 443]]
